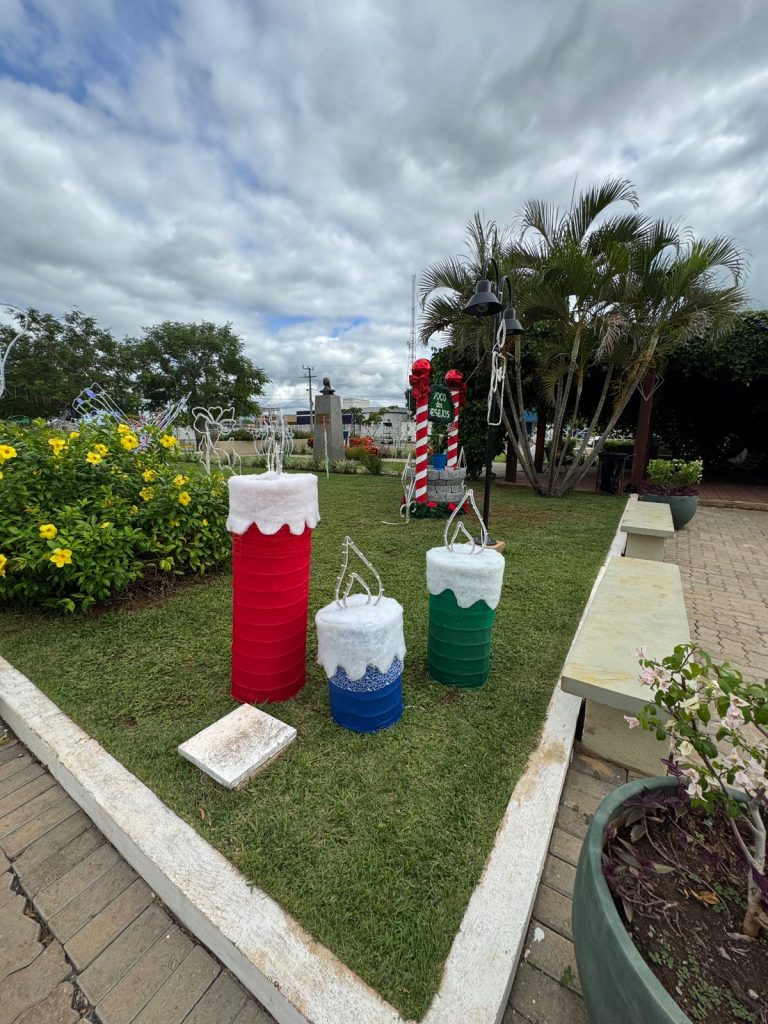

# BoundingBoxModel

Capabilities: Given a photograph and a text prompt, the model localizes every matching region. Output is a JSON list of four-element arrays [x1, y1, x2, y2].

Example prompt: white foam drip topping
[[315, 593, 406, 681], [227, 472, 320, 536], [426, 544, 505, 609]]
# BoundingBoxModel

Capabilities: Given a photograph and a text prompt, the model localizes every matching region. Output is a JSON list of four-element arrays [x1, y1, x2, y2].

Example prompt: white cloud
[[0, 0, 766, 410]]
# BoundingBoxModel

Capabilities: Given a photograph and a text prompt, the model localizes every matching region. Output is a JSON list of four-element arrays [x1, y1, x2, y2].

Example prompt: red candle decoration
[[227, 473, 320, 703], [444, 369, 466, 469], [409, 358, 431, 504]]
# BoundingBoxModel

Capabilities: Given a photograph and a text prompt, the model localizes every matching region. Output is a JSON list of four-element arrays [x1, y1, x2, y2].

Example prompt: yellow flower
[[121, 434, 139, 451], [160, 434, 177, 448], [117, 424, 131, 435], [177, 491, 191, 506], [170, 518, 181, 527], [100, 521, 111, 529], [172, 474, 188, 487], [86, 451, 102, 465], [69, 431, 80, 439], [49, 548, 73, 568], [130, 504, 138, 515], [0, 444, 17, 462], [0, 471, 3, 480], [142, 469, 156, 483], [202, 518, 208, 527], [39, 524, 57, 540], [94, 443, 109, 456], [0, 553, 7, 577], [48, 438, 66, 456], [139, 487, 153, 502]]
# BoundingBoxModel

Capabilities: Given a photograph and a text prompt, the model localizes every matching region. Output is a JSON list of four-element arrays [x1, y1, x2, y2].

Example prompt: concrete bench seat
[[561, 555, 689, 774], [620, 500, 674, 560]]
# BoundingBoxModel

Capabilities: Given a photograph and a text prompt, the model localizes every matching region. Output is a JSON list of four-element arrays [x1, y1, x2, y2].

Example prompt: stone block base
[[427, 467, 466, 505]]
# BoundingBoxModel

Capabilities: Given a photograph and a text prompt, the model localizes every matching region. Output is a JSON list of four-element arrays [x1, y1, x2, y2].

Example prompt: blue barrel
[[327, 658, 403, 733]]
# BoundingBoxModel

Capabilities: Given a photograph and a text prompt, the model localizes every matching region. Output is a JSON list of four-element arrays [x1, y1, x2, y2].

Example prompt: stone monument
[[314, 377, 344, 462]]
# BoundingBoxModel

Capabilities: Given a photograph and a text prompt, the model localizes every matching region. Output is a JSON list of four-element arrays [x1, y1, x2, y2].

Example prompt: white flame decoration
[[334, 535, 383, 608], [0, 305, 31, 401], [252, 409, 294, 473], [192, 406, 240, 475], [457, 446, 467, 471], [444, 489, 488, 554]]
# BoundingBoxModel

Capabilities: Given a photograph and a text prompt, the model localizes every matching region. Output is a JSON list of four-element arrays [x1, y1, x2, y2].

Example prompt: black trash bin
[[597, 452, 629, 494]]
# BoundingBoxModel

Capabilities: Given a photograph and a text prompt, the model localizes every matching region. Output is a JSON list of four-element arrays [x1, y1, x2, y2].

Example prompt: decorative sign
[[428, 385, 453, 424]]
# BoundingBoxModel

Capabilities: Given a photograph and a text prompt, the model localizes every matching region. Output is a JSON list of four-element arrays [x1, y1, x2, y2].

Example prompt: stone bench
[[620, 500, 674, 561], [561, 556, 690, 775]]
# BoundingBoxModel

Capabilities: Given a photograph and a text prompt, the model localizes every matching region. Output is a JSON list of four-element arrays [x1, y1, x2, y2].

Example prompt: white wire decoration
[[252, 409, 294, 474], [192, 406, 240, 475], [400, 453, 416, 522], [487, 318, 508, 427], [334, 535, 383, 608], [457, 446, 467, 471], [72, 383, 189, 437], [444, 489, 488, 554], [0, 305, 30, 401]]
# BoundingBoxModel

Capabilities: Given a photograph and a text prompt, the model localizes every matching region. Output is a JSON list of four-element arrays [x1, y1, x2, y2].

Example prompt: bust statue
[[320, 376, 335, 395]]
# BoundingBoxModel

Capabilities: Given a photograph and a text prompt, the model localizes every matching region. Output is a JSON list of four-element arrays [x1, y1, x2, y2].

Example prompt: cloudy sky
[[1, 0, 766, 411]]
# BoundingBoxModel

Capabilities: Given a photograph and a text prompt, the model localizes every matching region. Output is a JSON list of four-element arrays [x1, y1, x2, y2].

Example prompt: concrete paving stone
[[561, 782, 602, 818], [501, 1010, 530, 1024], [14, 982, 78, 1024], [0, 872, 15, 909], [0, 784, 68, 841], [11, 811, 90, 873], [0, 760, 42, 796], [570, 749, 627, 787], [523, 921, 580, 995], [0, 754, 33, 786], [553, 804, 590, 840], [231, 1001, 275, 1024], [532, 883, 573, 942], [79, 903, 172, 1005], [65, 877, 153, 971], [51, 859, 138, 943], [181, 970, 249, 1024], [541, 856, 576, 899], [563, 767, 614, 802], [96, 926, 193, 1024], [0, 939, 70, 1024], [17, 827, 104, 897], [0, 850, 7, 874], [0, 892, 42, 979], [35, 843, 120, 920], [548, 828, 582, 868], [0, 742, 23, 767], [133, 945, 220, 1024], [0, 772, 57, 821], [509, 961, 587, 1024]]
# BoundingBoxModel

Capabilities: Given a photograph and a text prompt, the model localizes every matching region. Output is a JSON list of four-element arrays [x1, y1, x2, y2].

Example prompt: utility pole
[[302, 364, 315, 429]]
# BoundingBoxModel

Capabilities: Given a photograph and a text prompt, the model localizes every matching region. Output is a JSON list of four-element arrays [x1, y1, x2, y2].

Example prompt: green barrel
[[427, 589, 496, 688]]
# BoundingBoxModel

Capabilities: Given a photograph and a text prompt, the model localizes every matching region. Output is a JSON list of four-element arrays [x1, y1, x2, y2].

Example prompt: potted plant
[[573, 645, 767, 1024], [429, 427, 448, 470], [639, 458, 703, 529]]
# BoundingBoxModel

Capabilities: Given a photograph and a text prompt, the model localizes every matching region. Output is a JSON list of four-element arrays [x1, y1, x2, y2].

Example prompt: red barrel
[[231, 524, 312, 702]]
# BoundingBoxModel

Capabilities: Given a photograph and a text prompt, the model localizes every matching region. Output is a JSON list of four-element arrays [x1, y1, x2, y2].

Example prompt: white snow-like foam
[[426, 544, 505, 609], [227, 472, 320, 536], [315, 593, 406, 682]]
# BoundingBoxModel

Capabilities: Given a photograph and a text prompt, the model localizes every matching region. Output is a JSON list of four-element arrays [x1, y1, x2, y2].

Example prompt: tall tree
[[0, 308, 134, 420], [125, 321, 269, 423]]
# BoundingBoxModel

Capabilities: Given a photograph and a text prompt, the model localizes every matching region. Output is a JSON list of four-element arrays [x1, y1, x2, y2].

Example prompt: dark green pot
[[639, 494, 698, 530], [572, 777, 693, 1024]]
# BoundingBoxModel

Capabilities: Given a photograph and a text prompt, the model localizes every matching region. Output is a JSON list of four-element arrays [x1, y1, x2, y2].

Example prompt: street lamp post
[[462, 259, 523, 544]]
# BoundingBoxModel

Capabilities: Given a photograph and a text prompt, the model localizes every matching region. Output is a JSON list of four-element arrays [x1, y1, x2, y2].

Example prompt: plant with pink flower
[[627, 643, 767, 938]]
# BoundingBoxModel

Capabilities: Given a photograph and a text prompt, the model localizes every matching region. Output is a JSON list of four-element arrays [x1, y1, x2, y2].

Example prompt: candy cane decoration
[[409, 359, 431, 504], [444, 369, 465, 469]]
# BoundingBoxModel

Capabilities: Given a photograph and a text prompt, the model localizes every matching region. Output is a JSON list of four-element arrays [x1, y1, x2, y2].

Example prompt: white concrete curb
[[0, 498, 631, 1024]]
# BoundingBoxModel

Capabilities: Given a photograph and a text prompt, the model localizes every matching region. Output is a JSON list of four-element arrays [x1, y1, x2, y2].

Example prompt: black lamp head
[[503, 306, 524, 335], [463, 279, 503, 318]]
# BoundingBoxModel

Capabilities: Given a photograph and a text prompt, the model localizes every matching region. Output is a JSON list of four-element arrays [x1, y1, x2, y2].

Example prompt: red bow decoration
[[409, 359, 432, 405], [444, 369, 467, 407]]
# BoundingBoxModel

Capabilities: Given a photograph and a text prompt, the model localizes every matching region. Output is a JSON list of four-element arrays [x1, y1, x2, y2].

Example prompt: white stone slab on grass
[[178, 706, 296, 789]]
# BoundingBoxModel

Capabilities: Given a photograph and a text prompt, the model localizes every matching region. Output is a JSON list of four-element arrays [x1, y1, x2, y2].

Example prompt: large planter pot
[[639, 494, 698, 530], [573, 776, 692, 1024]]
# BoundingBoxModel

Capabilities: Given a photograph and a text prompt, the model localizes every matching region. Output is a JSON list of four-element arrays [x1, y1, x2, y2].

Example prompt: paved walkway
[[0, 720, 273, 1024], [505, 504, 768, 1023]]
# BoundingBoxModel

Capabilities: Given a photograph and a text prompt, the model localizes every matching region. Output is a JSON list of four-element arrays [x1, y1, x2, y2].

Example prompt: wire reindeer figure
[[191, 406, 240, 475], [252, 409, 294, 473]]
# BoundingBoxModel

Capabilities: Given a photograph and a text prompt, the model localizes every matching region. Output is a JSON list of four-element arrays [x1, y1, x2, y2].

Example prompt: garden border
[[0, 498, 630, 1024]]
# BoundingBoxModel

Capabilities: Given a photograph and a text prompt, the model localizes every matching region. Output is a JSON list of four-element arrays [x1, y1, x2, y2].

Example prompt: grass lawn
[[0, 475, 622, 1018]]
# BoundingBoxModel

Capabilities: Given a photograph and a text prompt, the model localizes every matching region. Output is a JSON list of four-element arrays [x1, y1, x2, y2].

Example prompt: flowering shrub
[[642, 458, 703, 495], [0, 420, 229, 611], [628, 644, 767, 938]]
